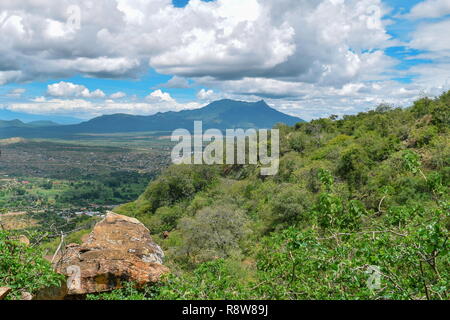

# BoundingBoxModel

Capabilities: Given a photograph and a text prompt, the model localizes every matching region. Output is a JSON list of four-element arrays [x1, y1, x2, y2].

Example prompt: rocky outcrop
[[20, 291, 33, 300], [0, 287, 11, 300], [53, 212, 169, 296]]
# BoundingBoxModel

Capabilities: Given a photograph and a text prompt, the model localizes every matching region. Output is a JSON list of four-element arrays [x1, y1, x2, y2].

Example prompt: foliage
[[0, 230, 64, 299], [14, 91, 450, 300], [87, 259, 254, 300], [172, 204, 250, 265], [112, 91, 450, 300]]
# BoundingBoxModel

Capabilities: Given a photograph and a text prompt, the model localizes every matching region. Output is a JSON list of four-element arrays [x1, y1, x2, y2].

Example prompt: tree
[[174, 204, 250, 264]]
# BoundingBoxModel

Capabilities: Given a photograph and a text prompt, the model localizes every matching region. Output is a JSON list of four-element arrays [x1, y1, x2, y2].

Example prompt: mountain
[[26, 120, 61, 127], [0, 119, 28, 128], [0, 100, 304, 138], [0, 119, 60, 129], [0, 109, 81, 124], [72, 99, 303, 133]]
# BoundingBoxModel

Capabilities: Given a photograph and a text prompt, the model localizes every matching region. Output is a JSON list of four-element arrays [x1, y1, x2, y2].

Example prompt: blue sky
[[0, 0, 449, 121]]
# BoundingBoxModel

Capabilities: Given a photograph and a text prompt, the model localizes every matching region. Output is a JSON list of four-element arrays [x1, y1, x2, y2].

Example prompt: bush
[[174, 204, 250, 265], [0, 230, 64, 299], [140, 165, 219, 213], [270, 186, 313, 229]]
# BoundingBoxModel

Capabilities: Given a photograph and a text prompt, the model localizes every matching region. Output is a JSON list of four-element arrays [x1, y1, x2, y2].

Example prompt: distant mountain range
[[0, 109, 81, 124], [0, 119, 61, 129], [0, 99, 304, 139]]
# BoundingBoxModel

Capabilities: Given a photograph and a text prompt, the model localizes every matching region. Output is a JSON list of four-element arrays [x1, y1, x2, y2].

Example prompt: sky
[[0, 0, 449, 121]]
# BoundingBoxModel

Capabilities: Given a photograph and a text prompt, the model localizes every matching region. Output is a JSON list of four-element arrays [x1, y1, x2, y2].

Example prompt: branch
[[318, 230, 408, 240], [51, 232, 65, 264]]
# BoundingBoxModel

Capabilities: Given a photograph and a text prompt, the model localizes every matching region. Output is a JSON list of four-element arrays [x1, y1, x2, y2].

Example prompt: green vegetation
[[0, 135, 172, 297], [104, 91, 450, 300], [1, 92, 448, 300], [0, 229, 63, 300], [0, 173, 156, 211]]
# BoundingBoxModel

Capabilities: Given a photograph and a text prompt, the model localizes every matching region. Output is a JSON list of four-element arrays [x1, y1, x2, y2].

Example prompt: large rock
[[0, 287, 11, 300], [54, 212, 169, 296]]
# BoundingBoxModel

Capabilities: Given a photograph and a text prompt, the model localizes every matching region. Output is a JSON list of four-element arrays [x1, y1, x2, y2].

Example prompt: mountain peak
[[204, 99, 270, 110], [256, 99, 269, 106], [0, 99, 305, 137]]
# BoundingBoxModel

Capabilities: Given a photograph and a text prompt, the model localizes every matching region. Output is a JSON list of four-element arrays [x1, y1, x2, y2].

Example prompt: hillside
[[0, 99, 304, 138], [0, 109, 81, 124], [110, 91, 449, 300], [0, 119, 60, 129], [74, 99, 303, 133], [0, 120, 28, 128], [1, 92, 448, 300]]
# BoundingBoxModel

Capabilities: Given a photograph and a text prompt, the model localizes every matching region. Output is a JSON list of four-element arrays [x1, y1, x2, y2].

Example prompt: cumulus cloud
[[258, 80, 432, 121], [32, 96, 47, 102], [0, 71, 22, 85], [410, 19, 450, 55], [1, 0, 448, 120], [197, 89, 216, 101], [8, 96, 200, 119], [163, 76, 190, 89], [404, 17, 450, 93], [146, 89, 175, 102], [110, 91, 127, 99], [405, 0, 450, 19], [0, 0, 392, 87], [6, 88, 26, 97], [47, 81, 106, 98]]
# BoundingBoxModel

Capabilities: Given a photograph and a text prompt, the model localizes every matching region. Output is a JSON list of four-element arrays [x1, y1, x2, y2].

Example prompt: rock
[[34, 283, 68, 301], [21, 291, 33, 300], [54, 212, 169, 296], [18, 235, 30, 246], [0, 287, 11, 300]]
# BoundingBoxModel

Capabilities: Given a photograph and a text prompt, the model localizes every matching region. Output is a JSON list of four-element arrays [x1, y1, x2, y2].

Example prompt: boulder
[[20, 291, 33, 300], [54, 212, 169, 296], [18, 235, 30, 246], [0, 287, 11, 300]]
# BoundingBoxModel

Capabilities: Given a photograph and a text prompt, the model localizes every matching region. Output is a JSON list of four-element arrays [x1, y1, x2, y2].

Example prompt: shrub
[[0, 230, 64, 300], [174, 204, 250, 265]]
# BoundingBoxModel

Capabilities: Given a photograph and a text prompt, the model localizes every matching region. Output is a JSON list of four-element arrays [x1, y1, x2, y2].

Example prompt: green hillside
[[106, 91, 449, 300], [0, 119, 60, 128], [0, 119, 29, 128]]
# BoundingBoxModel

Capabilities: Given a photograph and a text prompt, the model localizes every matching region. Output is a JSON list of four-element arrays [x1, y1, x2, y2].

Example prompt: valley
[[0, 134, 174, 253], [1, 0, 449, 305], [0, 94, 448, 301]]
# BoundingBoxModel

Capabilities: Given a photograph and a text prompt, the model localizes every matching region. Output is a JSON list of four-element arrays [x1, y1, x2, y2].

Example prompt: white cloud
[[149, 0, 296, 80], [7, 88, 26, 97], [406, 0, 450, 19], [146, 89, 175, 103], [47, 81, 106, 98], [410, 19, 450, 53], [88, 89, 107, 98], [0, 0, 392, 87], [32, 96, 46, 102], [110, 91, 127, 99], [163, 76, 190, 88], [8, 96, 200, 119], [0, 0, 448, 120], [0, 71, 22, 85], [196, 76, 441, 121], [197, 89, 216, 100]]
